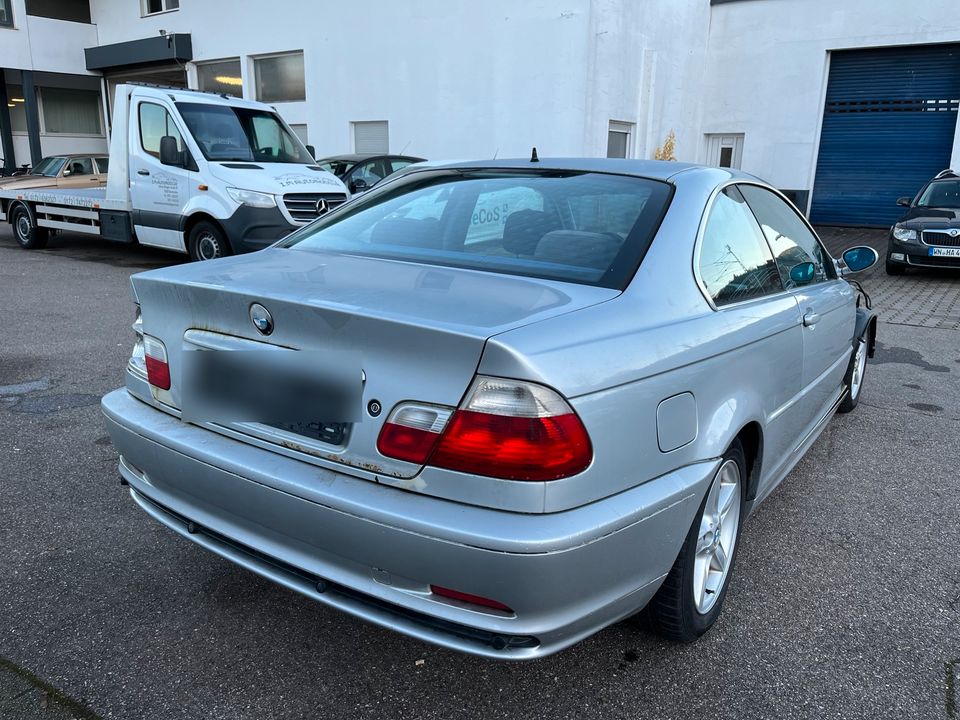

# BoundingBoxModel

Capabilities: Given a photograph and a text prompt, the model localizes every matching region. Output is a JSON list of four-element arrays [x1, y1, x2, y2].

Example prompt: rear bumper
[[102, 388, 715, 659]]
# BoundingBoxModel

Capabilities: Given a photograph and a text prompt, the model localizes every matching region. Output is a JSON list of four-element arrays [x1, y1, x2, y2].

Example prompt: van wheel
[[838, 336, 868, 413], [646, 440, 745, 642], [188, 221, 230, 261], [11, 204, 48, 249]]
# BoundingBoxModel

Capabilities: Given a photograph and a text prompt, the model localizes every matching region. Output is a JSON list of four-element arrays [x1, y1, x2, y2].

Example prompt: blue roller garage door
[[810, 44, 960, 227]]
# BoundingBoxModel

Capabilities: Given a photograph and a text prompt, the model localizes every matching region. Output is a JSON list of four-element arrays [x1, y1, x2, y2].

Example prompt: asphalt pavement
[[0, 227, 958, 720]]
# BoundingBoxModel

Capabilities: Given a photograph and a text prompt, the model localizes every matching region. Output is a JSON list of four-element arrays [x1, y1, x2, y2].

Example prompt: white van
[[0, 84, 349, 260]]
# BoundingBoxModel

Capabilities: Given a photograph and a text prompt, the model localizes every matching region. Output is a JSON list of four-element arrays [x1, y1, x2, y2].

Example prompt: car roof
[[401, 157, 749, 183], [318, 154, 423, 163]]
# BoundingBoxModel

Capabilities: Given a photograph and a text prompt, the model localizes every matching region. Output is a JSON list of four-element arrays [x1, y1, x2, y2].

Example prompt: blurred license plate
[[929, 247, 960, 257]]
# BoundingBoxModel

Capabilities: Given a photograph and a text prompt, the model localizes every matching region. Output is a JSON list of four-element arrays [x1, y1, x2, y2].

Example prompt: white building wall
[[90, 0, 602, 161], [702, 0, 960, 194]]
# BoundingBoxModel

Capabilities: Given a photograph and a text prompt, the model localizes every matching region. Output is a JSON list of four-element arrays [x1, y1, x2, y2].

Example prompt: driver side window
[[139, 103, 185, 159]]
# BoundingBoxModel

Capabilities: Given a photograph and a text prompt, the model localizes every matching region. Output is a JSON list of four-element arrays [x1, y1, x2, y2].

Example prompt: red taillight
[[376, 377, 592, 481], [376, 404, 452, 464], [430, 585, 513, 612], [430, 409, 590, 481], [143, 335, 170, 390]]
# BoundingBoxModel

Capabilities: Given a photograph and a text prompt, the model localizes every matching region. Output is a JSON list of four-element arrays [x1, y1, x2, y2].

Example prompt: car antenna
[[530, 147, 539, 162]]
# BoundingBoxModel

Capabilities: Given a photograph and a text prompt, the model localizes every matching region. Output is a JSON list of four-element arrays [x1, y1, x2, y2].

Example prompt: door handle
[[802, 311, 820, 327], [137, 169, 150, 176]]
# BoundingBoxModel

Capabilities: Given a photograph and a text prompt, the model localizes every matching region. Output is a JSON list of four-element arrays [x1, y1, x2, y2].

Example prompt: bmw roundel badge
[[250, 303, 274, 335]]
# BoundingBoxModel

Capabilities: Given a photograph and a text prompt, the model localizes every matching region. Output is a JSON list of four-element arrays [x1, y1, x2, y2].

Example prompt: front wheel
[[188, 221, 230, 262], [838, 336, 868, 413], [11, 204, 48, 249], [647, 440, 745, 642]]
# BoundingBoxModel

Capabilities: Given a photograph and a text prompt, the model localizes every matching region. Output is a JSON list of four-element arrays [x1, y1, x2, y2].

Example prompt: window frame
[[38, 87, 104, 137], [607, 120, 634, 159], [140, 0, 179, 17], [195, 57, 243, 97], [694, 180, 834, 311], [0, 0, 14, 28], [253, 51, 306, 103], [137, 100, 186, 159]]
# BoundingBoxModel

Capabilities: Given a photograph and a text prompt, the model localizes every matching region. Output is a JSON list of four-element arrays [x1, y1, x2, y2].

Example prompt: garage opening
[[810, 43, 960, 227]]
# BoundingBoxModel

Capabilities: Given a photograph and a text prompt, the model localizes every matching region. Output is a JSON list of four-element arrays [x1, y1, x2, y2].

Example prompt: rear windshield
[[280, 170, 672, 288]]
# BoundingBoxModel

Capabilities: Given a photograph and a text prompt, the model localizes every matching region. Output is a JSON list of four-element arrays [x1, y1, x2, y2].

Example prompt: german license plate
[[929, 247, 960, 257]]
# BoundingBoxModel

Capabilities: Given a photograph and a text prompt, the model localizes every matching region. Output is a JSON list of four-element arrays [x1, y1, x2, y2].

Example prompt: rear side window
[[739, 184, 835, 286], [281, 170, 672, 288], [95, 157, 109, 173], [698, 186, 782, 306]]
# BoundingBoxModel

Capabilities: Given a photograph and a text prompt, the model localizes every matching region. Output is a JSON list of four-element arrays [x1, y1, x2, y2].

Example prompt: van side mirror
[[305, 144, 316, 160], [896, 196, 912, 207], [159, 136, 181, 166], [841, 245, 878, 274]]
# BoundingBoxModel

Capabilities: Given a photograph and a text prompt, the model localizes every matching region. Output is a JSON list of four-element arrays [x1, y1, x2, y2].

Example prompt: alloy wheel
[[693, 458, 742, 614]]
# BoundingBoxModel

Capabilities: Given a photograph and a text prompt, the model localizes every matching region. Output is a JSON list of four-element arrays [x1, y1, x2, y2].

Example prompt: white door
[[706, 134, 745, 169], [129, 99, 192, 251]]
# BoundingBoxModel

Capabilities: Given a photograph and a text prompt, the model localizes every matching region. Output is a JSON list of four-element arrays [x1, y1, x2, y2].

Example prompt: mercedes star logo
[[249, 303, 273, 336], [316, 198, 329, 216]]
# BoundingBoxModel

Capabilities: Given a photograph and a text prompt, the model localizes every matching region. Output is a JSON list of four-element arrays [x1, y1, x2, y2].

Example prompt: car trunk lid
[[131, 247, 617, 480]]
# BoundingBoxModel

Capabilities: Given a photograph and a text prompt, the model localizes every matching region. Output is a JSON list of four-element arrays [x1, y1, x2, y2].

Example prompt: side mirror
[[789, 261, 816, 286], [841, 245, 879, 273], [349, 178, 369, 194], [63, 169, 72, 176], [305, 144, 316, 160], [159, 135, 181, 166], [896, 196, 912, 207]]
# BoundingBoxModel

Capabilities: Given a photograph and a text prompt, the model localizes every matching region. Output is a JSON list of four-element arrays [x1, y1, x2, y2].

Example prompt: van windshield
[[281, 170, 672, 289], [176, 102, 313, 164]]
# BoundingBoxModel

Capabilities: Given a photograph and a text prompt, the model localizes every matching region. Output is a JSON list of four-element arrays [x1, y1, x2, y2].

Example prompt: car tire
[[838, 336, 868, 413], [646, 440, 746, 642], [188, 221, 230, 262], [885, 256, 905, 275], [10, 204, 48, 250]]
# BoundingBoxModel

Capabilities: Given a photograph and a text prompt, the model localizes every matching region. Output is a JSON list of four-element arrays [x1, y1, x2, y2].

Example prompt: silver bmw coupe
[[102, 158, 878, 659]]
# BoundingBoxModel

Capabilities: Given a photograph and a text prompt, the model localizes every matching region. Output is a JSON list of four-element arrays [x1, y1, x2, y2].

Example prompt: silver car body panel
[[104, 159, 862, 657]]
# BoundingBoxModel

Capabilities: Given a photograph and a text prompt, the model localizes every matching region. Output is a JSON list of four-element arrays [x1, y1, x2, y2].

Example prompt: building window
[[607, 121, 634, 159], [706, 134, 744, 169], [25, 0, 91, 23], [352, 121, 388, 153], [41, 88, 103, 135], [289, 123, 308, 145], [6, 85, 26, 131], [0, 0, 13, 27], [141, 0, 178, 16], [197, 59, 242, 97], [254, 52, 305, 103]]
